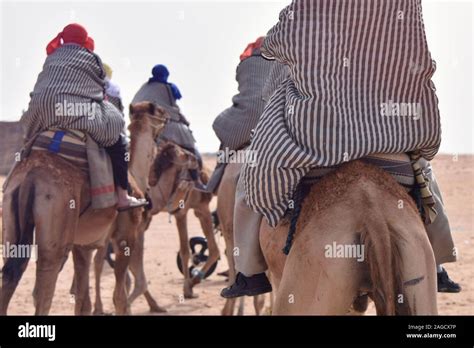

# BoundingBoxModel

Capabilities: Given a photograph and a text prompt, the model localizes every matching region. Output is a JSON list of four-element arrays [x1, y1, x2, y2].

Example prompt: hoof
[[183, 279, 198, 299], [150, 306, 168, 313], [149, 305, 167, 313], [93, 308, 104, 316], [184, 293, 199, 299]]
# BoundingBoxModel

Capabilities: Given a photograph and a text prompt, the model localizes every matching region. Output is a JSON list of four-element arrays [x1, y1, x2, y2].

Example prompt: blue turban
[[148, 64, 182, 100]]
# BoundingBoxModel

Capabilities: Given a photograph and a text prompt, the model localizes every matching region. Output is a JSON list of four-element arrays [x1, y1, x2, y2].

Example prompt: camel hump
[[302, 160, 416, 216]]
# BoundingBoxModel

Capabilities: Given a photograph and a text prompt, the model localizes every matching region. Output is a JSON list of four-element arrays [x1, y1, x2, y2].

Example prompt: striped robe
[[243, 0, 442, 227], [213, 49, 274, 151], [21, 44, 125, 147], [262, 62, 290, 104], [132, 82, 196, 150]]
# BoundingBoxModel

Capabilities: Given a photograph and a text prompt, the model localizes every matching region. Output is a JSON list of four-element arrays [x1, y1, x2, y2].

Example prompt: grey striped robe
[[21, 44, 125, 147], [243, 0, 442, 227], [213, 49, 274, 151], [132, 82, 196, 150], [262, 62, 290, 104]]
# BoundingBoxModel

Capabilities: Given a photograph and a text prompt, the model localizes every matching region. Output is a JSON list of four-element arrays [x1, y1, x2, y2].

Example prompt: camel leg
[[128, 227, 166, 313], [111, 237, 132, 315], [32, 185, 79, 315], [71, 246, 93, 315], [218, 211, 236, 316], [127, 227, 147, 304], [253, 294, 265, 316], [191, 204, 220, 283], [221, 233, 237, 315], [175, 212, 195, 299], [93, 245, 107, 315], [237, 297, 245, 316]]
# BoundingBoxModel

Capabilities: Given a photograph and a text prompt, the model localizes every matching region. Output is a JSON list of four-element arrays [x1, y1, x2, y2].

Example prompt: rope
[[282, 183, 310, 255], [410, 152, 437, 224]]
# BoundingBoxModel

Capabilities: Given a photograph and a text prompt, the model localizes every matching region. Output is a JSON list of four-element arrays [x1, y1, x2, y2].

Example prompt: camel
[[217, 162, 266, 315], [259, 160, 438, 315], [93, 102, 220, 309], [0, 103, 167, 315]]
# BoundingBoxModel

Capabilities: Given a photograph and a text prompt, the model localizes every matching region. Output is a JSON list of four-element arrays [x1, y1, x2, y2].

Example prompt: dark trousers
[[105, 134, 129, 190], [186, 147, 203, 181]]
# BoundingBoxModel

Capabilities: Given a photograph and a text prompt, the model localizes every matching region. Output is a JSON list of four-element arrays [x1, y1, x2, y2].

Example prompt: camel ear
[[148, 102, 156, 115], [129, 104, 134, 115]]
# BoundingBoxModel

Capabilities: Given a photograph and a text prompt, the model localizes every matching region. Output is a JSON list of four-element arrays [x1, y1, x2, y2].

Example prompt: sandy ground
[[0, 154, 472, 315]]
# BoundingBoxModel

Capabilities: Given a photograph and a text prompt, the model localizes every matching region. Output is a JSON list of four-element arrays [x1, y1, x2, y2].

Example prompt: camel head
[[149, 141, 199, 188], [129, 102, 168, 140], [128, 102, 169, 191]]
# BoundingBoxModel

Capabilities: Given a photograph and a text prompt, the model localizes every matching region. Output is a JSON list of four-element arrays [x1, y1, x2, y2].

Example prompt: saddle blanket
[[31, 129, 117, 209]]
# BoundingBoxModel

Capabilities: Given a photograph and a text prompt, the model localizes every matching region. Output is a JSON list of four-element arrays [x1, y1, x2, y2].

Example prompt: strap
[[48, 131, 66, 153], [410, 152, 438, 224]]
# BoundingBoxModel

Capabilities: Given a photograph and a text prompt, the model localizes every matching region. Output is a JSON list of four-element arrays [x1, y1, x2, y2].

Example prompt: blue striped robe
[[243, 0, 442, 227]]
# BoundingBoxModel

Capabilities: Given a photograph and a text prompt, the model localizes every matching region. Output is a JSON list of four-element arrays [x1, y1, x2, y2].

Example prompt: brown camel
[[0, 103, 167, 315], [129, 101, 219, 300], [217, 162, 265, 316], [260, 160, 438, 315], [90, 102, 219, 311]]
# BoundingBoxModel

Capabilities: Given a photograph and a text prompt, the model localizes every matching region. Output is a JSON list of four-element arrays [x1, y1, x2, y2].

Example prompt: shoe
[[437, 267, 461, 293], [117, 197, 149, 212], [220, 272, 272, 298]]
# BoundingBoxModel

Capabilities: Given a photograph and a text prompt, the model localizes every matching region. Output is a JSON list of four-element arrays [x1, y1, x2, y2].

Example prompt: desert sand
[[0, 154, 472, 315]]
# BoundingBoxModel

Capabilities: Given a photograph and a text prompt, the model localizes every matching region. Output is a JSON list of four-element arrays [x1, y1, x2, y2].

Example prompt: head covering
[[240, 36, 265, 61], [148, 64, 182, 100], [103, 63, 113, 79], [46, 23, 95, 55]]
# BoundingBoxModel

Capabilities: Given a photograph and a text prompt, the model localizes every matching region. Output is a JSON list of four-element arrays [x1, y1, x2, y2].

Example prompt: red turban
[[46, 23, 95, 55], [239, 36, 265, 61]]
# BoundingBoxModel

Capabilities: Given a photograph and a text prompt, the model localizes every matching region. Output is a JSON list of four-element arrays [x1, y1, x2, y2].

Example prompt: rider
[[208, 37, 279, 193], [20, 23, 147, 211], [132, 64, 207, 192], [221, 0, 460, 298]]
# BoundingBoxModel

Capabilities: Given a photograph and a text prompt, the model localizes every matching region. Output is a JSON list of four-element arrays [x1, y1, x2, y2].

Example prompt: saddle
[[30, 129, 117, 209], [282, 152, 435, 255], [303, 153, 415, 190]]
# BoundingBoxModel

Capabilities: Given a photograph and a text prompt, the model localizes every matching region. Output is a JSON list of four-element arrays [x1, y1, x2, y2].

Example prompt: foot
[[117, 196, 149, 212], [220, 272, 272, 299], [437, 267, 461, 293]]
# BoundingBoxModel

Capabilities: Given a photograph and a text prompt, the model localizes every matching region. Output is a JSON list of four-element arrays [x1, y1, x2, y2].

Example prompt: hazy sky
[[1, 0, 473, 154]]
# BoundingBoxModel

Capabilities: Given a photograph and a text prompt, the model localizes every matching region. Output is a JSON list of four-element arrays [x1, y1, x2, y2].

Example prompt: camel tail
[[364, 213, 411, 315], [2, 172, 36, 283]]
